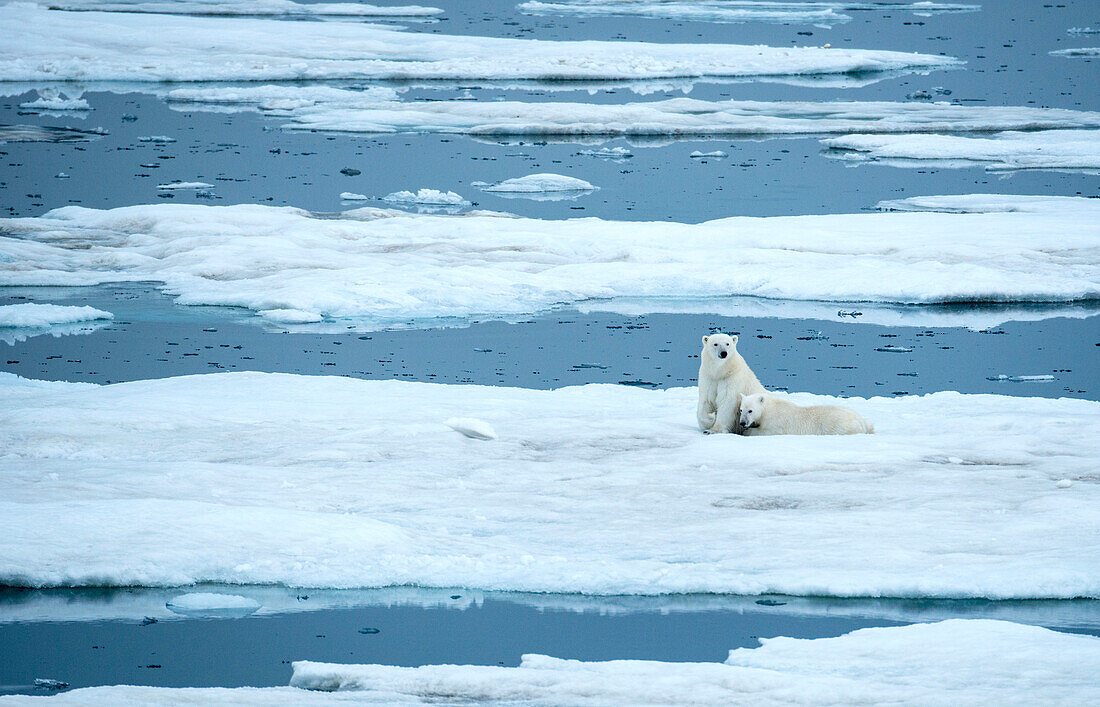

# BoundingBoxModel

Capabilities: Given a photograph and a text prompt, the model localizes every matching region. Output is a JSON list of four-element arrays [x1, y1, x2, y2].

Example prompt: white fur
[[697, 333, 766, 434], [739, 393, 874, 436]]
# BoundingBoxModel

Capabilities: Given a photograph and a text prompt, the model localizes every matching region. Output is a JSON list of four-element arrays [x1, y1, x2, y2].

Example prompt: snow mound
[[444, 417, 497, 440], [290, 621, 1098, 704], [382, 189, 470, 206], [0, 372, 1097, 598], [2, 4, 960, 82], [0, 303, 114, 328], [822, 129, 1100, 171], [166, 592, 261, 617]]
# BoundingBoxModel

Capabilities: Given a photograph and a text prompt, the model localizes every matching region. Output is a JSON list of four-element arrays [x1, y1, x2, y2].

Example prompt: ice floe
[[0, 371, 1097, 598], [18, 93, 90, 111], [822, 129, 1100, 172], [480, 173, 596, 193], [1050, 47, 1100, 57], [381, 189, 470, 206], [0, 124, 106, 143], [0, 303, 113, 328], [0, 201, 1096, 328], [165, 592, 261, 618], [156, 181, 215, 189], [876, 193, 1100, 214], [338, 192, 369, 201], [287, 621, 1098, 704], [519, 1, 980, 25], [37, 0, 443, 17], [0, 621, 1094, 703], [165, 88, 1100, 138], [1, 4, 959, 82]]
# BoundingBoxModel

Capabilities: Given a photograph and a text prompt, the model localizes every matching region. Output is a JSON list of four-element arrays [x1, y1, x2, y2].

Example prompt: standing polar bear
[[697, 333, 766, 434], [739, 393, 873, 436]]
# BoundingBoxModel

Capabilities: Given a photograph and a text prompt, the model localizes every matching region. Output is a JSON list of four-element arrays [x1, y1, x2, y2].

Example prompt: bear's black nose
[[719, 351, 727, 358]]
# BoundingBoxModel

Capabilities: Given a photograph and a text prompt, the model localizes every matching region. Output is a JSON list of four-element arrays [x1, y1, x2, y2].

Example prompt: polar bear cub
[[697, 333, 766, 434], [739, 393, 873, 436]]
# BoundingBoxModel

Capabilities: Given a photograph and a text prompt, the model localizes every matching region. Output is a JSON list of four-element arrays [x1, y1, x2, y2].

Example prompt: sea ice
[[338, 192, 369, 201], [0, 4, 960, 82], [259, 309, 323, 324], [36, 0, 443, 17], [1050, 47, 1100, 57], [18, 95, 90, 111], [156, 181, 215, 190], [166, 87, 1100, 138], [690, 150, 727, 158], [0, 124, 106, 143], [0, 201, 1096, 327], [0, 372, 1096, 598], [519, 1, 979, 25], [165, 592, 261, 617], [0, 303, 113, 328], [381, 189, 470, 206], [579, 146, 634, 159], [875, 193, 1100, 214], [822, 129, 1100, 171], [481, 173, 596, 192]]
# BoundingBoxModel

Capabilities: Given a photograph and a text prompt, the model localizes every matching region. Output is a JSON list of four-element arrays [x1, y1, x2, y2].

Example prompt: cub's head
[[739, 393, 766, 429], [702, 332, 738, 361]]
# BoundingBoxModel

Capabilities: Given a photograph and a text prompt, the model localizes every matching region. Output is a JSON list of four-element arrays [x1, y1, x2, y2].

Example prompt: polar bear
[[697, 333, 766, 434], [738, 393, 873, 436]]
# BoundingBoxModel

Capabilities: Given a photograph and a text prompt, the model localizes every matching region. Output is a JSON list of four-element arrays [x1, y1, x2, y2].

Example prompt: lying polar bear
[[738, 393, 873, 436]]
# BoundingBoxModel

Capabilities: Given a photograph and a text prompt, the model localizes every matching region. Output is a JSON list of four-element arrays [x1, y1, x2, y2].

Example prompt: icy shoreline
[[0, 372, 1096, 598]]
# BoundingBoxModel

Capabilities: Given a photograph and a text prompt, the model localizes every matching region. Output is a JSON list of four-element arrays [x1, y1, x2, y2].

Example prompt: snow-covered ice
[[5, 621, 1082, 704], [822, 129, 1100, 171], [579, 146, 633, 159], [258, 308, 324, 324], [18, 95, 90, 111], [0, 303, 113, 328], [165, 592, 261, 618], [138, 135, 176, 143], [0, 201, 1096, 328], [381, 189, 470, 206], [520, 1, 979, 25], [444, 417, 498, 440], [37, 0, 443, 17], [0, 4, 959, 82], [0, 371, 1097, 598], [338, 192, 369, 201], [156, 181, 215, 190], [166, 87, 1100, 138], [691, 149, 727, 158], [481, 173, 596, 192]]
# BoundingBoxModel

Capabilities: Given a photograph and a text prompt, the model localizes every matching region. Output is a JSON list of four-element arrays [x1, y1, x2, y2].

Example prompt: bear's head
[[702, 332, 738, 362], [739, 393, 766, 430]]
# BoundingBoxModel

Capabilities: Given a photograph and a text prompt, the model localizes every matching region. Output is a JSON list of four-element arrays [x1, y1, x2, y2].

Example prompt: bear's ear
[[730, 334, 738, 345], [702, 335, 709, 344]]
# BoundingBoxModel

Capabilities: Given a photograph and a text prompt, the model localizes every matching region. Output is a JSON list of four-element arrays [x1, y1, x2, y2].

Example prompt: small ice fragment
[[482, 173, 596, 193], [579, 146, 633, 159], [1056, 479, 1072, 489], [259, 309, 323, 324], [690, 150, 728, 159], [382, 189, 470, 206], [166, 592, 261, 618], [837, 310, 863, 318], [340, 192, 369, 200], [139, 136, 176, 143], [875, 345, 913, 353], [987, 374, 1055, 383], [156, 181, 214, 190], [54, 172, 69, 178], [340, 168, 361, 176], [445, 417, 497, 440], [34, 679, 68, 689]]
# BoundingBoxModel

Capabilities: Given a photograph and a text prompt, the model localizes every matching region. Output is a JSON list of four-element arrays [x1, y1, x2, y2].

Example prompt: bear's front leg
[[714, 395, 739, 435], [697, 397, 717, 432]]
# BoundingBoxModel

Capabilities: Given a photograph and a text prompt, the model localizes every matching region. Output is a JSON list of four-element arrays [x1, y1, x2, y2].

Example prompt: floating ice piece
[[1, 4, 960, 82], [165, 592, 261, 617], [382, 189, 470, 206], [156, 181, 214, 190], [519, 1, 979, 25], [445, 417, 498, 440], [0, 125, 106, 143], [288, 621, 1098, 703], [0, 303, 113, 328], [482, 173, 596, 194], [19, 95, 90, 111], [138, 135, 176, 143], [165, 87, 1100, 139], [0, 372, 1098, 598], [987, 374, 1055, 383], [822, 129, 1100, 171], [1, 201, 1096, 327], [579, 146, 633, 159], [876, 193, 1100, 214], [1050, 47, 1100, 57], [32, 678, 68, 690], [690, 150, 727, 158], [339, 192, 369, 201], [258, 309, 323, 324], [1068, 27, 1100, 35], [39, 0, 443, 17]]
